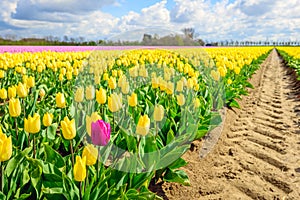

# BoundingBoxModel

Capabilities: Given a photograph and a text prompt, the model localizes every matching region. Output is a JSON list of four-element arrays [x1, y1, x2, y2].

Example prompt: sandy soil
[[151, 49, 300, 199]]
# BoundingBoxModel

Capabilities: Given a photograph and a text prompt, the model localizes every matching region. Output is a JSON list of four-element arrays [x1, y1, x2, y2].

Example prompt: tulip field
[[0, 46, 273, 199]]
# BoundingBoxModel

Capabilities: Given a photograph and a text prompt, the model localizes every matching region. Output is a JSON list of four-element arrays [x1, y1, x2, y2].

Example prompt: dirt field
[[152, 49, 300, 199]]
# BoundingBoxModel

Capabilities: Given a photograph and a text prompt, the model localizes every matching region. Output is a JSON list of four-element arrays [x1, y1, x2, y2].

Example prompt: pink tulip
[[91, 120, 111, 146]]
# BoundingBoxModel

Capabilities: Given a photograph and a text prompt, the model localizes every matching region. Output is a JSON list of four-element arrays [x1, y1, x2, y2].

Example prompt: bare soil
[[151, 49, 300, 199]]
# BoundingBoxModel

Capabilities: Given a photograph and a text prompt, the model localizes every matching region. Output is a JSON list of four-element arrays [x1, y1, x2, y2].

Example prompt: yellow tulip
[[86, 85, 95, 100], [112, 70, 118, 77], [9, 98, 21, 117], [66, 71, 73, 80], [218, 67, 226, 77], [154, 105, 164, 122], [0, 130, 12, 162], [194, 98, 201, 108], [17, 82, 28, 98], [136, 114, 150, 136], [227, 79, 233, 85], [176, 80, 184, 92], [108, 93, 122, 113], [211, 70, 220, 81], [61, 116, 76, 140], [0, 70, 5, 78], [103, 73, 109, 81], [94, 75, 100, 85], [82, 144, 98, 166], [166, 81, 174, 95], [121, 81, 130, 94], [8, 86, 16, 99], [108, 77, 117, 90], [234, 67, 240, 75], [43, 112, 53, 127], [74, 156, 86, 182], [86, 112, 102, 136], [75, 87, 84, 103], [27, 76, 35, 88], [128, 93, 138, 107], [176, 94, 185, 106], [61, 68, 66, 75], [0, 88, 7, 100], [24, 113, 41, 134], [56, 92, 66, 108], [96, 87, 106, 104], [59, 73, 64, 81], [151, 77, 159, 89]]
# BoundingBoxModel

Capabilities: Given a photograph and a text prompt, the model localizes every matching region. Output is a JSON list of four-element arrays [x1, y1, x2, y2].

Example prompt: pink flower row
[[0, 45, 208, 53]]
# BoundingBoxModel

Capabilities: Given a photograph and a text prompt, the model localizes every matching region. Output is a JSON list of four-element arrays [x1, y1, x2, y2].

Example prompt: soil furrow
[[152, 49, 300, 199]]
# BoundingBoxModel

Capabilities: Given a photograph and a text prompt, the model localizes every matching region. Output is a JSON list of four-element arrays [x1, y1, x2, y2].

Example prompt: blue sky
[[0, 0, 299, 42]]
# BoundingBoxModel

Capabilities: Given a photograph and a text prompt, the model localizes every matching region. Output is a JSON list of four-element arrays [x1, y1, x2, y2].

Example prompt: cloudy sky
[[0, 0, 299, 42]]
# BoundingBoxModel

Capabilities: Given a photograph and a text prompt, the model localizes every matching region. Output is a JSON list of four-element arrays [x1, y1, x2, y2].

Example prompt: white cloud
[[0, 0, 299, 41]]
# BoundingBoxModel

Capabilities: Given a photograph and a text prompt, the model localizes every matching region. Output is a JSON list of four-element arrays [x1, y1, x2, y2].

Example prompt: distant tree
[[181, 28, 195, 39]]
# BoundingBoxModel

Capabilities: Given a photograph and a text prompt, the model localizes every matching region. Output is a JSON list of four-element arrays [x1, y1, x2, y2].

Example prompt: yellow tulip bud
[[75, 87, 84, 103], [108, 77, 117, 90], [17, 82, 28, 98], [128, 93, 138, 107], [227, 79, 233, 85], [9, 98, 21, 117], [154, 105, 164, 122], [96, 87, 106, 104], [39, 88, 46, 98], [86, 85, 95, 100], [0, 88, 7, 99], [61, 116, 76, 140], [136, 114, 150, 136], [43, 112, 53, 127], [86, 112, 101, 136], [0, 130, 12, 162], [24, 113, 41, 134], [8, 86, 16, 99], [56, 92, 66, 108], [73, 156, 86, 182], [108, 93, 122, 113], [176, 93, 185, 106], [82, 144, 98, 166]]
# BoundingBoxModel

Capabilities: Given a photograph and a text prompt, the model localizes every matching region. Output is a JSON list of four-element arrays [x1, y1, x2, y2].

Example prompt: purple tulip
[[91, 120, 111, 146]]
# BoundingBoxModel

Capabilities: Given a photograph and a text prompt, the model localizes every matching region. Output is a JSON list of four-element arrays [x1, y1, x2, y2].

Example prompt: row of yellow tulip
[[0, 47, 272, 199]]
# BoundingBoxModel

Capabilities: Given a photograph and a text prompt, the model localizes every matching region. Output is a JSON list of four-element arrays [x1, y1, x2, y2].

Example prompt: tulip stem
[[85, 168, 89, 192], [97, 147, 100, 179], [79, 181, 83, 200], [14, 117, 18, 141], [33, 135, 36, 159], [70, 140, 75, 167]]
